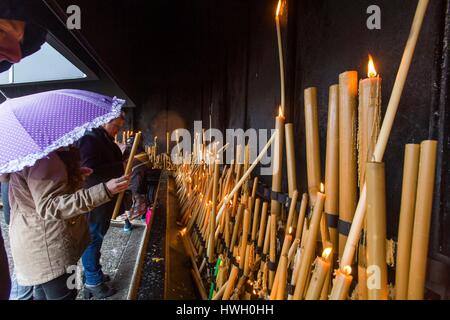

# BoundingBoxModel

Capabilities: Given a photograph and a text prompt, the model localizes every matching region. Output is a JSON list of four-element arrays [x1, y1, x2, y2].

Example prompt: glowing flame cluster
[[343, 265, 352, 276], [322, 247, 332, 259], [275, 0, 283, 17], [278, 106, 284, 118], [368, 54, 377, 78]]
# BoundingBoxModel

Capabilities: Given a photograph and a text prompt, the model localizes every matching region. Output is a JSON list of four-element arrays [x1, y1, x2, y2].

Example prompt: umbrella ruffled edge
[[0, 97, 126, 174]]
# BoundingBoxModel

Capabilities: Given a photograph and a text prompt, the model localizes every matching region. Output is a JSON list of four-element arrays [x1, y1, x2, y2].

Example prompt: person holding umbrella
[[76, 112, 127, 299], [0, 89, 129, 300], [0, 5, 47, 298]]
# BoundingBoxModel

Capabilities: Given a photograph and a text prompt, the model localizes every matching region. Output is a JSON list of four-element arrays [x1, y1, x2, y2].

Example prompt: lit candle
[[305, 247, 332, 300], [358, 55, 381, 187], [275, 0, 285, 113], [292, 184, 326, 299], [329, 266, 353, 300], [122, 131, 126, 144], [357, 59, 381, 296]]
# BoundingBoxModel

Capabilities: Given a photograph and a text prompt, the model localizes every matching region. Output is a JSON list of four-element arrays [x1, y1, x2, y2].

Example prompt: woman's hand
[[105, 174, 130, 195]]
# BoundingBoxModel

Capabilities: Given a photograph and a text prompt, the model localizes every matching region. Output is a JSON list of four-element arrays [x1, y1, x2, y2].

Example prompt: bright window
[[0, 42, 87, 85]]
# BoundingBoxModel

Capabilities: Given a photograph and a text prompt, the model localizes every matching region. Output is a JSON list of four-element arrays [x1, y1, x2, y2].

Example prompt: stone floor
[[0, 209, 144, 300]]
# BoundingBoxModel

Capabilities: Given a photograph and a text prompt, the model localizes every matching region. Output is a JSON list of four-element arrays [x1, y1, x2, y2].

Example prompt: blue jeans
[[9, 271, 33, 300], [81, 218, 111, 286], [1, 182, 10, 225], [0, 228, 10, 300]]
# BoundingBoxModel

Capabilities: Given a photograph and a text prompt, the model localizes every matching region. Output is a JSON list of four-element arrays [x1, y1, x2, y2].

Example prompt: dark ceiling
[[44, 0, 206, 108]]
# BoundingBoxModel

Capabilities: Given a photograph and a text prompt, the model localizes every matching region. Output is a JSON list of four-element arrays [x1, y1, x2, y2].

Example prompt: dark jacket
[[76, 127, 124, 223]]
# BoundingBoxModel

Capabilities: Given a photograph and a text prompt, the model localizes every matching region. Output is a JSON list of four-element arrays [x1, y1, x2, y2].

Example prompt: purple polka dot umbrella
[[0, 89, 125, 174]]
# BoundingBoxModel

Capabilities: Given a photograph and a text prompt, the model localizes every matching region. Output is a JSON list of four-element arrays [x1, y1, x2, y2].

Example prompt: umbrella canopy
[[0, 89, 125, 174]]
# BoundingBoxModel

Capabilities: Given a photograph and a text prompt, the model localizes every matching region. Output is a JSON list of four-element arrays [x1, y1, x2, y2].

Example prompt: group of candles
[[114, 128, 178, 172], [174, 0, 436, 297], [174, 133, 343, 300], [114, 129, 135, 144], [174, 83, 437, 300], [145, 133, 176, 170], [110, 0, 433, 300]]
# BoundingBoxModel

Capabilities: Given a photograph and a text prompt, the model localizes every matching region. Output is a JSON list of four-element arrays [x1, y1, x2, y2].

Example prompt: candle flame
[[368, 54, 377, 78], [320, 182, 324, 193], [288, 226, 293, 235], [343, 265, 352, 276], [322, 247, 332, 259], [278, 106, 284, 118], [275, 0, 282, 17]]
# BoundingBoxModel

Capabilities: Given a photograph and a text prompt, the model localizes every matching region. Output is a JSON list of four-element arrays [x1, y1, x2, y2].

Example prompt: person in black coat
[[76, 114, 125, 299]]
